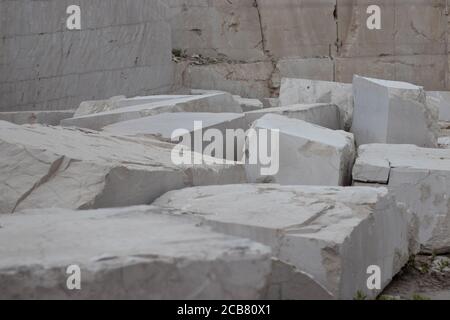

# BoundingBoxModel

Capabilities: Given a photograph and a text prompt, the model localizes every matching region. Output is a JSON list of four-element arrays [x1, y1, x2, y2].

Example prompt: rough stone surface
[[103, 112, 247, 160], [352, 76, 439, 147], [154, 184, 410, 300], [1, 0, 174, 112], [353, 144, 450, 254], [233, 96, 264, 112], [245, 103, 340, 129], [182, 62, 275, 99], [61, 93, 242, 131], [279, 78, 353, 130], [0, 121, 246, 214], [74, 95, 193, 118], [0, 110, 75, 126], [439, 136, 450, 149], [245, 114, 355, 186], [0, 206, 272, 299], [428, 91, 450, 121], [167, 0, 265, 62]]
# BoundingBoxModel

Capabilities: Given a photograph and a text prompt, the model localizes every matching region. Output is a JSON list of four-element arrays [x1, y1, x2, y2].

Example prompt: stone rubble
[[3, 73, 450, 299], [154, 184, 410, 300]]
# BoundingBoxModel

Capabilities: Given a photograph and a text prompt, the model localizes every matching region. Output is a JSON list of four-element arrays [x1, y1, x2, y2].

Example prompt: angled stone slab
[[233, 96, 264, 112], [0, 121, 246, 213], [352, 76, 439, 147], [245, 114, 355, 186], [0, 206, 272, 299], [74, 95, 193, 117], [0, 110, 75, 126], [245, 103, 340, 129], [279, 78, 353, 130], [353, 144, 450, 253], [103, 113, 247, 161], [62, 93, 243, 131], [154, 184, 410, 300], [427, 91, 450, 121]]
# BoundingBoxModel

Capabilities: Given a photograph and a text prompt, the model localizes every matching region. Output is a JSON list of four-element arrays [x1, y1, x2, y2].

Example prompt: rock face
[[279, 78, 354, 130], [61, 93, 242, 131], [154, 184, 410, 300], [427, 91, 450, 121], [182, 62, 275, 100], [103, 112, 247, 160], [1, 0, 173, 112], [0, 206, 272, 299], [0, 121, 246, 214], [0, 111, 75, 126], [245, 114, 355, 186], [245, 103, 340, 130], [353, 144, 450, 254], [352, 76, 439, 147]]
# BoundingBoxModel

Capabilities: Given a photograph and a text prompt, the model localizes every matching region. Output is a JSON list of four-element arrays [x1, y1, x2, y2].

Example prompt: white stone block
[[245, 103, 340, 130], [245, 114, 355, 186], [0, 206, 272, 299], [279, 78, 353, 130], [62, 93, 243, 131], [154, 184, 410, 299], [103, 113, 247, 161], [352, 76, 439, 147], [0, 121, 246, 213], [427, 91, 450, 121], [353, 144, 450, 253]]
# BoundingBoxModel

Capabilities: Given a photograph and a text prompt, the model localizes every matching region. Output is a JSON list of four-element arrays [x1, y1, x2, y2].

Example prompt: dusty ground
[[382, 255, 450, 300]]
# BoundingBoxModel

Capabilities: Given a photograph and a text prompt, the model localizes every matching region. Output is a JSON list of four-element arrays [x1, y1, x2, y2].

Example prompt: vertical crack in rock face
[[0, 121, 246, 213], [254, 0, 266, 53], [154, 184, 411, 299]]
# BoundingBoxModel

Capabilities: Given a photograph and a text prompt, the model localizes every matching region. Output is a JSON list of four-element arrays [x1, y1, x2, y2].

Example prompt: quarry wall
[[1, 0, 450, 110], [0, 0, 174, 111], [169, 0, 450, 98]]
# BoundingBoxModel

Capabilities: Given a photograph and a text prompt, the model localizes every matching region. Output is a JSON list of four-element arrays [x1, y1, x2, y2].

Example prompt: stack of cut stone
[[1, 74, 449, 300]]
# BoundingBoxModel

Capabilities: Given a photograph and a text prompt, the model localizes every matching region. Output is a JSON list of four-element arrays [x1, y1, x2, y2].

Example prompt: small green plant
[[354, 290, 367, 300], [412, 294, 430, 300]]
